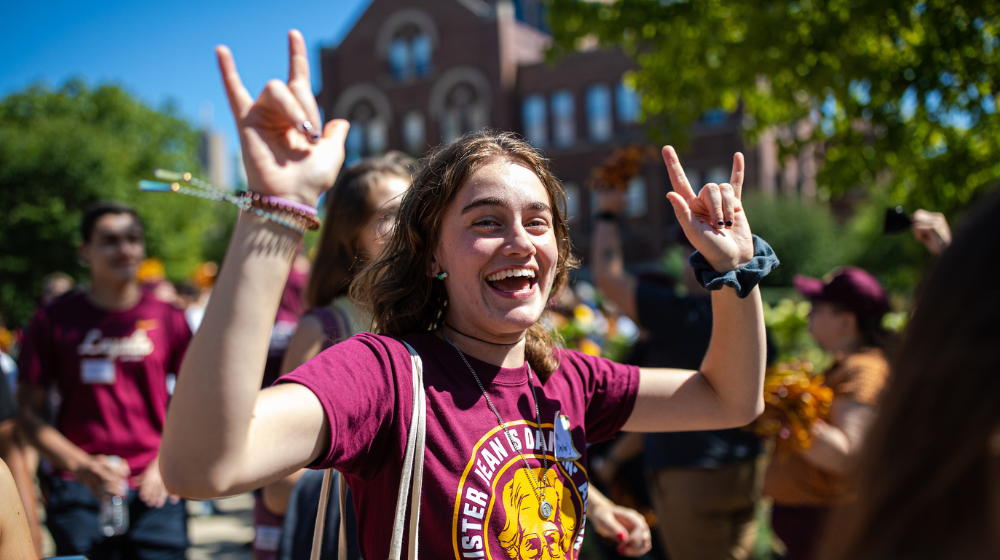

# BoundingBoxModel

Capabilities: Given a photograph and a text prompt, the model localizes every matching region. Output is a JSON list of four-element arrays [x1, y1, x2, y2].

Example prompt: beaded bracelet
[[138, 170, 320, 236], [258, 195, 317, 216], [241, 192, 321, 231]]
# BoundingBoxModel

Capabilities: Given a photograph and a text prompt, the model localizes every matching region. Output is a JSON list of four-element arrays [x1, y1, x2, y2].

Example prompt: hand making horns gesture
[[217, 30, 349, 206], [663, 147, 755, 273]]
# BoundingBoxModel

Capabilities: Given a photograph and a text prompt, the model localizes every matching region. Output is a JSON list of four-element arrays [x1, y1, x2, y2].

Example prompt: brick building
[[317, 0, 805, 265]]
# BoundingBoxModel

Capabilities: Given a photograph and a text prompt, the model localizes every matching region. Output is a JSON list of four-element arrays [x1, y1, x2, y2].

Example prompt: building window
[[412, 35, 432, 77], [625, 176, 647, 217], [388, 31, 433, 81], [550, 89, 575, 148], [522, 94, 548, 148], [441, 84, 486, 143], [585, 84, 612, 143], [344, 103, 388, 165], [345, 126, 364, 166], [367, 118, 388, 154], [616, 79, 640, 124], [389, 38, 411, 81], [402, 111, 426, 155]]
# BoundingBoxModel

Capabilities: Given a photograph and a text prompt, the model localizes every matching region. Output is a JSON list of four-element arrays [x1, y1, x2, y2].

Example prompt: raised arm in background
[[911, 208, 951, 256], [590, 190, 638, 322]]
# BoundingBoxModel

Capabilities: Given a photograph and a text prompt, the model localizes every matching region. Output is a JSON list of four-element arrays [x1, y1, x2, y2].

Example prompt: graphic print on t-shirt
[[77, 322, 156, 363], [453, 420, 589, 560]]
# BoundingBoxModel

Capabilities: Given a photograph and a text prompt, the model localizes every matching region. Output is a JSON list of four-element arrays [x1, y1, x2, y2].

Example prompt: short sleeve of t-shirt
[[830, 350, 889, 405], [277, 332, 411, 475], [18, 309, 54, 388], [556, 349, 640, 443]]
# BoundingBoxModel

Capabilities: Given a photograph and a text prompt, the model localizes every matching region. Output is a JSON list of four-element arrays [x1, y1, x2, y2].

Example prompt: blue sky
[[0, 0, 371, 158]]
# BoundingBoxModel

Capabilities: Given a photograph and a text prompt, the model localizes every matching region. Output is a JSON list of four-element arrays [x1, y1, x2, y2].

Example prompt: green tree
[[0, 81, 234, 326], [549, 0, 1000, 213]]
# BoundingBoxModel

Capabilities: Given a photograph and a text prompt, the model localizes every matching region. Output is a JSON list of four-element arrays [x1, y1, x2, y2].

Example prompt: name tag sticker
[[553, 410, 581, 461], [81, 358, 116, 384]]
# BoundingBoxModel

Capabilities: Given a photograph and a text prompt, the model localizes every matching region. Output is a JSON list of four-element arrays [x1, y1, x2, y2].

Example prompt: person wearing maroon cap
[[764, 267, 893, 560], [17, 201, 191, 559]]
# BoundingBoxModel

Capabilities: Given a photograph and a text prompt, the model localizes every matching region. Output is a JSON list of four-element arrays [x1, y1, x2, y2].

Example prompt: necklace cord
[[442, 322, 525, 347], [441, 331, 550, 503]]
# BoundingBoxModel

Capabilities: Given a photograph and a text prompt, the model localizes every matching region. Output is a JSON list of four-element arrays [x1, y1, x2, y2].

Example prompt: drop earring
[[435, 272, 449, 280]]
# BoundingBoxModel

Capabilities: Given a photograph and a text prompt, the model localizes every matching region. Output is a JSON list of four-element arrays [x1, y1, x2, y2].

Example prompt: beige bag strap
[[310, 341, 426, 560]]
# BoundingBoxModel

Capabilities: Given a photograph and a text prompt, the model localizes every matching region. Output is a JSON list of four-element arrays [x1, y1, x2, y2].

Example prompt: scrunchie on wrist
[[688, 235, 779, 299]]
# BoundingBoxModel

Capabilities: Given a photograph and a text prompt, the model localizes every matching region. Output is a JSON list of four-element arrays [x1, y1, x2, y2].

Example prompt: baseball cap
[[793, 266, 889, 319]]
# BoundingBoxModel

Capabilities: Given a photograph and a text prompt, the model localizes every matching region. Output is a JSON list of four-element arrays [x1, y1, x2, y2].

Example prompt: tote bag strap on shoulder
[[311, 341, 426, 560]]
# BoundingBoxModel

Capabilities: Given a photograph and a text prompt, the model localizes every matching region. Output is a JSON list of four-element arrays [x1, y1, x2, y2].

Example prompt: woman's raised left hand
[[663, 147, 754, 273], [217, 30, 349, 207]]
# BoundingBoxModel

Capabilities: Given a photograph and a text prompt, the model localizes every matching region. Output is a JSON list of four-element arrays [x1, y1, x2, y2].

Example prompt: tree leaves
[[0, 82, 235, 325], [549, 0, 1000, 214]]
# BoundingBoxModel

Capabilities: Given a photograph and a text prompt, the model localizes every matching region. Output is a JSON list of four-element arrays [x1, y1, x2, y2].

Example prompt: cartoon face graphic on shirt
[[453, 421, 589, 560], [498, 468, 577, 560]]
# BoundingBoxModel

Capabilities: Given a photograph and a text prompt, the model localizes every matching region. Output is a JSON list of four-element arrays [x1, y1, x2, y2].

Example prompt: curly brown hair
[[351, 129, 577, 379]]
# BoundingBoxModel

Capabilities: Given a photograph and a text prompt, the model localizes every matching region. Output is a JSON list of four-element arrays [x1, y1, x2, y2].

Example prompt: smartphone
[[884, 206, 912, 234]]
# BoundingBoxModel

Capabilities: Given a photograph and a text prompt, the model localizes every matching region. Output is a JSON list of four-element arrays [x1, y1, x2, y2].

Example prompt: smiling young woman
[[159, 30, 774, 560]]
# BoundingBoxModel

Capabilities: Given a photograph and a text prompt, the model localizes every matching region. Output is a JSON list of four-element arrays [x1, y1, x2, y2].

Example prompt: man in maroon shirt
[[18, 202, 191, 559]]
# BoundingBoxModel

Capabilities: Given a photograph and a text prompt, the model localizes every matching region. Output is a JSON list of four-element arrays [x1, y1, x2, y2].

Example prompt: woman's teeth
[[486, 268, 536, 282]]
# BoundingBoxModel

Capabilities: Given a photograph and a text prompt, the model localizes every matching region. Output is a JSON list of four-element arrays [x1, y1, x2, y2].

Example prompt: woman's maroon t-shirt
[[279, 331, 640, 560], [19, 291, 191, 482]]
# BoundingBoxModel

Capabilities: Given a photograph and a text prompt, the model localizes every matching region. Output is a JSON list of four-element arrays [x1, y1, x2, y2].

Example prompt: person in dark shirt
[[592, 188, 767, 560]]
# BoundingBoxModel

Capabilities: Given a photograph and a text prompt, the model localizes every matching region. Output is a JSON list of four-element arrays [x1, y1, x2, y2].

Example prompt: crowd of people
[[0, 29, 997, 560]]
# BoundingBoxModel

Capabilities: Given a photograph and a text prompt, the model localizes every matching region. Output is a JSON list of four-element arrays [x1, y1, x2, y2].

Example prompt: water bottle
[[99, 456, 129, 537]]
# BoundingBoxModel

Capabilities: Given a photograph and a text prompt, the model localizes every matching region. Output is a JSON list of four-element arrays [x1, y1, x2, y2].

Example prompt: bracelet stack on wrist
[[242, 192, 321, 232], [138, 169, 323, 236]]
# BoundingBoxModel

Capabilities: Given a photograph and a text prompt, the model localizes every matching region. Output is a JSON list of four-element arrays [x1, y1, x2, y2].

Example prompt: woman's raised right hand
[[217, 30, 349, 207]]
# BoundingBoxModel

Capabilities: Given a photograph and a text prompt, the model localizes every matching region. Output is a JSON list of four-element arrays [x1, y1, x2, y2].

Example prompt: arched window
[[586, 84, 612, 142], [402, 111, 426, 155], [389, 38, 411, 80], [344, 102, 388, 165], [378, 9, 438, 82], [387, 28, 433, 81], [550, 89, 576, 148], [412, 35, 432, 77], [441, 84, 486, 143], [522, 94, 548, 148]]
